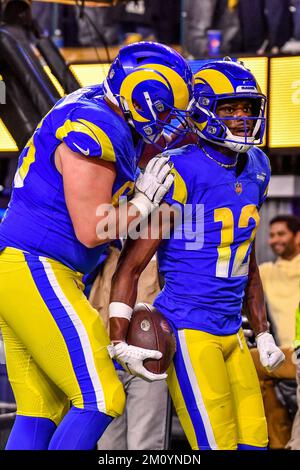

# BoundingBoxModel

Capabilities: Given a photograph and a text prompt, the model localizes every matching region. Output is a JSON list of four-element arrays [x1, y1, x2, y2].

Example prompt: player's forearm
[[110, 261, 141, 307], [243, 248, 268, 336], [109, 268, 140, 342], [109, 245, 147, 342], [109, 317, 130, 343], [77, 202, 142, 248], [109, 224, 164, 341], [109, 204, 176, 342]]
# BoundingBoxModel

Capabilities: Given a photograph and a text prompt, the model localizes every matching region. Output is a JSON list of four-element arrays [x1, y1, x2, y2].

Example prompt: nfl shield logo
[[235, 182, 242, 195], [143, 125, 153, 136], [154, 100, 164, 112]]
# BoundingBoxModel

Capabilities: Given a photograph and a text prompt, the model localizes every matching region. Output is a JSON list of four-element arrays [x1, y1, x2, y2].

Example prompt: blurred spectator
[[260, 215, 300, 348], [254, 214, 300, 448], [77, 6, 119, 47], [281, 1, 300, 54], [87, 244, 170, 450], [249, 346, 296, 449], [119, 0, 157, 43], [184, 0, 241, 58], [286, 303, 300, 450], [32, 1, 78, 46], [77, 0, 159, 47], [238, 0, 292, 54], [118, 0, 181, 45], [32, 1, 180, 48], [32, 1, 57, 36], [294, 0, 300, 39], [154, 0, 181, 45]]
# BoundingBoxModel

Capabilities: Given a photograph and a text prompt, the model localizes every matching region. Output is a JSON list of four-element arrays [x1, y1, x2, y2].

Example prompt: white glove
[[256, 332, 285, 372], [108, 341, 167, 382], [131, 156, 174, 219]]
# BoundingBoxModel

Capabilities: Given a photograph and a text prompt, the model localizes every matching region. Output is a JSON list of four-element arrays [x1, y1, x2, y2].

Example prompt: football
[[126, 303, 176, 374]]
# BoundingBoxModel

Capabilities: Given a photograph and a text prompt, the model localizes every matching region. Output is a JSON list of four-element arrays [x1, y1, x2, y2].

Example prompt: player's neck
[[105, 96, 142, 150], [214, 143, 239, 161], [202, 141, 239, 167], [104, 97, 125, 120]]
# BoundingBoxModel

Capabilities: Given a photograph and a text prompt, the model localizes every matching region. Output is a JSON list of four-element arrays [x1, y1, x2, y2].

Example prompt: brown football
[[126, 303, 176, 374]]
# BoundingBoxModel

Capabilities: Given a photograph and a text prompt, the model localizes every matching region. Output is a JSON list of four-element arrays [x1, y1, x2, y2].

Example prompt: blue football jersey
[[154, 141, 270, 335], [0, 85, 137, 274]]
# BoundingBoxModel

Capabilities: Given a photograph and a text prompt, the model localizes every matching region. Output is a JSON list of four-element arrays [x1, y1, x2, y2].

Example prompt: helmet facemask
[[191, 59, 267, 153], [191, 94, 267, 153]]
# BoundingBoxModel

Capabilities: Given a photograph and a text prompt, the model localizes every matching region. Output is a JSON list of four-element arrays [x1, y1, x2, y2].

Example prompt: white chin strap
[[223, 141, 251, 153], [197, 122, 257, 153], [197, 129, 252, 153], [207, 138, 251, 153], [103, 78, 119, 107], [223, 128, 255, 153]]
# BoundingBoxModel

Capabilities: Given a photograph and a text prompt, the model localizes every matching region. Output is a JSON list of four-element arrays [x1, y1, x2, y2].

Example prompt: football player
[[0, 42, 193, 450], [108, 59, 285, 450]]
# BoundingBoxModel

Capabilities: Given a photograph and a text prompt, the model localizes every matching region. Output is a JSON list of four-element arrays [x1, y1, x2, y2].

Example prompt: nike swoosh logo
[[73, 142, 90, 156]]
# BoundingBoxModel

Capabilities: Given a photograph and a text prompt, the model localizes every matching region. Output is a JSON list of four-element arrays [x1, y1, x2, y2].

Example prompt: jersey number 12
[[214, 204, 260, 278]]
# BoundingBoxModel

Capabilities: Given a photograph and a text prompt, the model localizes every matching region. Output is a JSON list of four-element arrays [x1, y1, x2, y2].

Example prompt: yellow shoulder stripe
[[170, 167, 188, 205], [55, 118, 116, 162]]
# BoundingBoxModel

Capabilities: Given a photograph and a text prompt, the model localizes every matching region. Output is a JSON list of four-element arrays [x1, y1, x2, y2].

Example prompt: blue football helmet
[[103, 42, 194, 147], [191, 58, 267, 153]]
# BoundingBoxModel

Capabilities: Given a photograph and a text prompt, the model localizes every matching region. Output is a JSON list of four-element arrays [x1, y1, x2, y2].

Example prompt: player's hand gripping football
[[130, 155, 174, 219], [108, 341, 167, 382], [256, 332, 285, 372]]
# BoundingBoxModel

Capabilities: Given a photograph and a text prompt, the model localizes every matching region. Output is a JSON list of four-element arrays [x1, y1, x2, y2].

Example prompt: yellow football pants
[[167, 328, 268, 450], [0, 247, 125, 425]]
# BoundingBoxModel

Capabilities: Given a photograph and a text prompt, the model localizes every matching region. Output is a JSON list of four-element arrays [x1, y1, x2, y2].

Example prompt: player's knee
[[242, 417, 268, 448], [72, 378, 126, 418], [16, 396, 69, 426]]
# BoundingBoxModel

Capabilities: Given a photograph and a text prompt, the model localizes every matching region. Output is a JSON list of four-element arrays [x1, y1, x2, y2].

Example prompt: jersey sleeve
[[161, 151, 192, 209], [258, 153, 271, 209], [55, 105, 117, 162]]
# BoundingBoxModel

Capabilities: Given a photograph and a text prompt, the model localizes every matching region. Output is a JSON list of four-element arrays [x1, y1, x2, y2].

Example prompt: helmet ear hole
[[132, 99, 142, 112]]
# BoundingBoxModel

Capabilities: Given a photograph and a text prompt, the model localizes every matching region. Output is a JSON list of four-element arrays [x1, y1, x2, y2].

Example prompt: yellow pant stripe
[[167, 362, 199, 450], [44, 257, 107, 413], [178, 330, 218, 449], [44, 256, 125, 417]]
